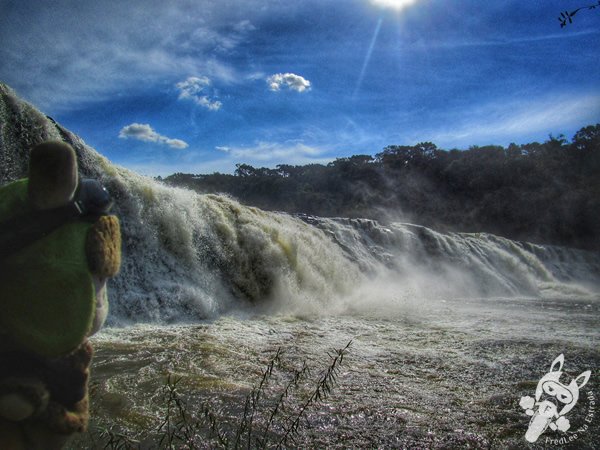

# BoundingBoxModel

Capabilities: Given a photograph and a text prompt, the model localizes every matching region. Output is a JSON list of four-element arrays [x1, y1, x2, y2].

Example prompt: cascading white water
[[302, 216, 600, 303], [102, 173, 364, 322], [1, 83, 599, 326]]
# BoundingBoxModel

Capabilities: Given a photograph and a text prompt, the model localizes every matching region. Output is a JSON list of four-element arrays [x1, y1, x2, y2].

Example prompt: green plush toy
[[0, 141, 121, 449]]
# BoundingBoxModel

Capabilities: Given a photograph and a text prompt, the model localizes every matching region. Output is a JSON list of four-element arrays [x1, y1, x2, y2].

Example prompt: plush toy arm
[[38, 341, 93, 434], [85, 215, 121, 278]]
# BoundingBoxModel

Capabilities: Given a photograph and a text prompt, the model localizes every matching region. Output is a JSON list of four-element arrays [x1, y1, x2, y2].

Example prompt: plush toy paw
[[519, 395, 535, 410], [0, 379, 49, 422], [555, 416, 570, 432], [85, 215, 121, 278]]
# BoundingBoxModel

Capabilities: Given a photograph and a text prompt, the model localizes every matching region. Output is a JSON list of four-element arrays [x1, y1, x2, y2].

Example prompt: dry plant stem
[[234, 347, 282, 450], [258, 361, 311, 447], [84, 341, 352, 449], [276, 340, 352, 449]]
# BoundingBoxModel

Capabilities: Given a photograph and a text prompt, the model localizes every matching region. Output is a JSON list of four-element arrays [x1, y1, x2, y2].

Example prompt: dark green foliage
[[164, 125, 600, 250]]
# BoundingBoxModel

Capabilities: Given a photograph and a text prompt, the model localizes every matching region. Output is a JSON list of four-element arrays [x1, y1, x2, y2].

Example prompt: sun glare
[[370, 0, 418, 11]]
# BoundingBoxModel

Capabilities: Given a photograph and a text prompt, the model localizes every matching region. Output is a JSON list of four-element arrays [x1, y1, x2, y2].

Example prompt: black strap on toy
[[0, 179, 113, 260]]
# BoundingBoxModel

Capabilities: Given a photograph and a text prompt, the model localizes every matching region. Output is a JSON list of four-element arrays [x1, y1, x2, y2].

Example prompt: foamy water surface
[[68, 296, 600, 449]]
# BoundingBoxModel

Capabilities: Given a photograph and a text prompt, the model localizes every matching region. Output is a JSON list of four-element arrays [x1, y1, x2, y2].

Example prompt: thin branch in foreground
[[91, 425, 140, 450], [558, 1, 600, 27], [276, 340, 352, 449], [85, 341, 353, 449], [258, 360, 311, 447], [233, 347, 282, 449]]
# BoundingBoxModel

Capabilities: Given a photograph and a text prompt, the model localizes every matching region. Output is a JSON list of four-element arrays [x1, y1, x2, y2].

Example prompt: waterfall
[[1, 83, 598, 325], [302, 216, 600, 301]]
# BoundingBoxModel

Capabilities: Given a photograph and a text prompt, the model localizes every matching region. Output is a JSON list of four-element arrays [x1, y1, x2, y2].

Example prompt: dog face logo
[[519, 354, 591, 443]]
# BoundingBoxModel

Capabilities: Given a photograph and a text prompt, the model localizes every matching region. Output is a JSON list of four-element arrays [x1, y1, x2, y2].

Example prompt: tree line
[[162, 124, 600, 250]]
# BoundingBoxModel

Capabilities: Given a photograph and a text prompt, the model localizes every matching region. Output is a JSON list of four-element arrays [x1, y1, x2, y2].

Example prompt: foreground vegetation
[[163, 124, 600, 250], [69, 342, 351, 449]]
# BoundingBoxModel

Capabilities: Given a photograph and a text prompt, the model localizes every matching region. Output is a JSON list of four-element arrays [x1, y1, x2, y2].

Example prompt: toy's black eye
[[558, 393, 570, 403], [544, 384, 556, 395]]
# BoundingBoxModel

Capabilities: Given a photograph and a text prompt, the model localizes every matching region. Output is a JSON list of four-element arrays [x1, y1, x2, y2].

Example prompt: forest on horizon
[[163, 124, 600, 250]]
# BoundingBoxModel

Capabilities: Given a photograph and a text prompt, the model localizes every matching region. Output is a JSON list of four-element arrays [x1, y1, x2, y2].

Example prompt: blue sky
[[1, 0, 599, 176]]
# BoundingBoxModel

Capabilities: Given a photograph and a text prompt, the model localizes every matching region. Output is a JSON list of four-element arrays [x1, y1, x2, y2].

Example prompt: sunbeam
[[352, 17, 383, 100]]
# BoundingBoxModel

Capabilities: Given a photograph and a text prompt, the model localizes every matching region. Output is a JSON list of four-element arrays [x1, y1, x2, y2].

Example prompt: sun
[[369, 0, 418, 11]]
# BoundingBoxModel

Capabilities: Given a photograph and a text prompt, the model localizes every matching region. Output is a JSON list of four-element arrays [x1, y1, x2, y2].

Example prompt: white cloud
[[119, 123, 188, 149], [176, 76, 222, 111], [126, 141, 333, 177], [220, 141, 329, 165], [233, 20, 256, 33], [267, 73, 311, 93], [425, 93, 600, 147]]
